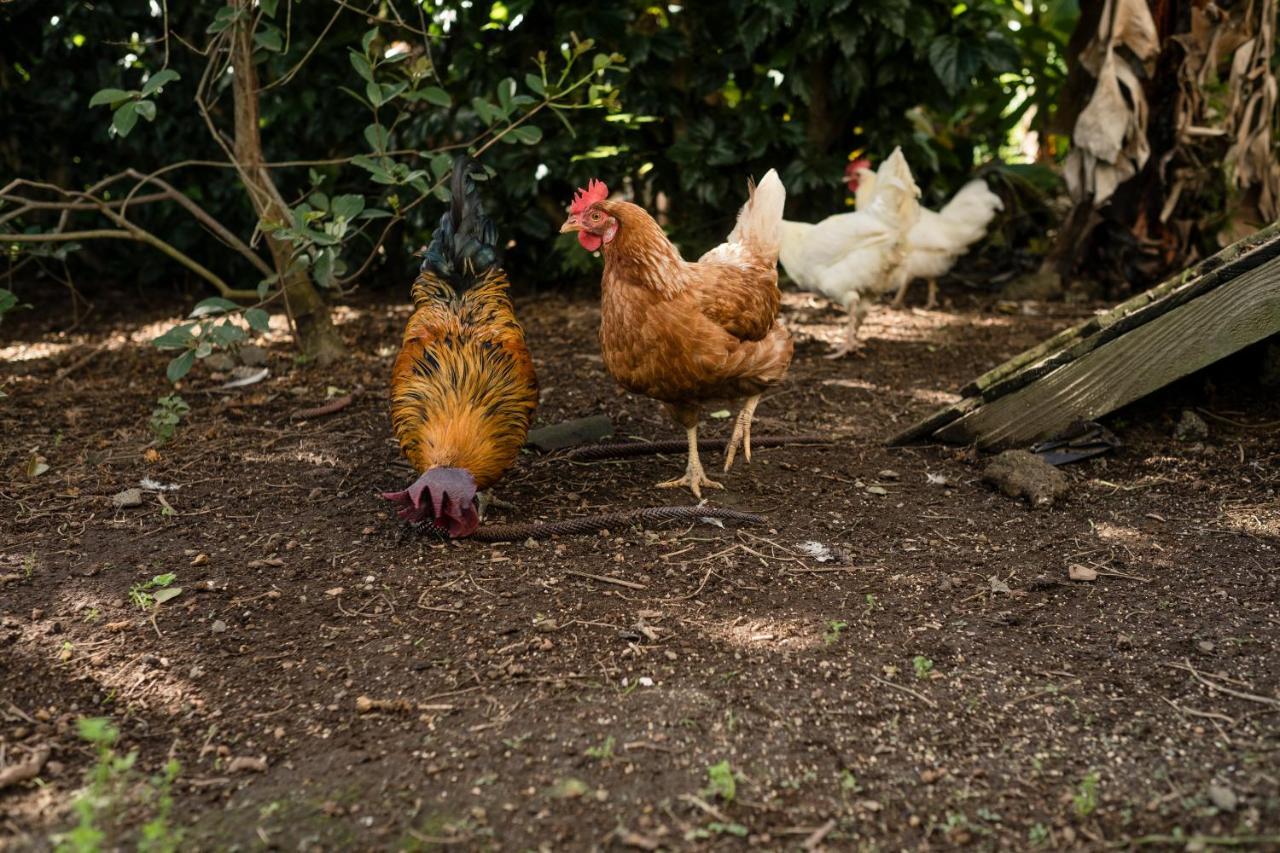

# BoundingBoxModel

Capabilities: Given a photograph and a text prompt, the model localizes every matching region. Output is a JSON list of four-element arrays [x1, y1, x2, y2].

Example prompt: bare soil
[[2, 286, 1278, 851]]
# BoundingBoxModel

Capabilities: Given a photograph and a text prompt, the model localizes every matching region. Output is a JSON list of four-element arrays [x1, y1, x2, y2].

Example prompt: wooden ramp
[[891, 222, 1280, 450]]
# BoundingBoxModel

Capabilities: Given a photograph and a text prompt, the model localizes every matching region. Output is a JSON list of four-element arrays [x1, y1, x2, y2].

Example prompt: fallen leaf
[[988, 575, 1011, 594]]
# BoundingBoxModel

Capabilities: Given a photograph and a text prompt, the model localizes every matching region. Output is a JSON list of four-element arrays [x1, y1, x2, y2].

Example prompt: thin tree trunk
[[230, 0, 345, 364]]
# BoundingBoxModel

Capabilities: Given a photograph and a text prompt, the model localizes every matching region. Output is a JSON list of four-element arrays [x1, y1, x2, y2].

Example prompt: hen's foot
[[724, 395, 761, 472], [824, 340, 865, 359], [657, 462, 723, 499]]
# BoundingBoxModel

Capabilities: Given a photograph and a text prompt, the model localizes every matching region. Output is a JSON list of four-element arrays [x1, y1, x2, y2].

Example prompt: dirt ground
[[2, 283, 1278, 851]]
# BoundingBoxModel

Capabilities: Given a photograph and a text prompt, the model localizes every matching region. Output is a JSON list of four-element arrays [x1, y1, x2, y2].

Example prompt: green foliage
[[583, 735, 615, 761], [129, 572, 181, 610], [151, 298, 276, 383], [823, 620, 847, 645], [55, 718, 183, 852], [2, 0, 1071, 308], [1073, 771, 1100, 818], [913, 655, 934, 679], [704, 760, 737, 803], [148, 395, 190, 444]]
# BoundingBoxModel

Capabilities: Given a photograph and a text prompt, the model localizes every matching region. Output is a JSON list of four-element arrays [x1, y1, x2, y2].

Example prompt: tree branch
[[2, 230, 258, 301]]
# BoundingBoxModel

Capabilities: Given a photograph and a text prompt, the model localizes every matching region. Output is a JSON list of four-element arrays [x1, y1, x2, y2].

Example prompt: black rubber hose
[[562, 433, 829, 462], [468, 506, 764, 542]]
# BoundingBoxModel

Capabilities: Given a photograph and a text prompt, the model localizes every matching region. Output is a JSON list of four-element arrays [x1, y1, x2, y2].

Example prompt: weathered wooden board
[[932, 252, 1280, 449]]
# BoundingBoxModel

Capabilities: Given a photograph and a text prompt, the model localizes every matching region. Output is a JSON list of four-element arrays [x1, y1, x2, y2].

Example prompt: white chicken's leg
[[825, 296, 866, 359], [723, 394, 761, 473], [891, 277, 912, 308], [657, 424, 723, 498], [925, 279, 939, 310]]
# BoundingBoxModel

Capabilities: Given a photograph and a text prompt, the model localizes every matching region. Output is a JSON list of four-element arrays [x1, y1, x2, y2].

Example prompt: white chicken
[[854, 162, 1004, 310], [779, 148, 920, 358]]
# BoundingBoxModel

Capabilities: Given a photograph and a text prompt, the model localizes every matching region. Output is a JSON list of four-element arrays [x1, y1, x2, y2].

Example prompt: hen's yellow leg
[[925, 279, 939, 310], [657, 425, 723, 499], [724, 394, 761, 473]]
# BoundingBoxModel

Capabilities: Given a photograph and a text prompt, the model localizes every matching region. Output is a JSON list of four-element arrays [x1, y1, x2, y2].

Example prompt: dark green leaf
[[496, 77, 515, 114], [167, 350, 196, 383], [510, 125, 543, 145], [358, 208, 393, 220], [524, 73, 545, 96], [254, 27, 283, 53], [245, 308, 271, 332], [471, 97, 496, 124], [208, 322, 246, 346], [140, 69, 180, 97], [331, 194, 365, 221], [366, 81, 383, 107], [134, 100, 156, 122], [361, 27, 379, 56], [112, 102, 139, 137], [152, 324, 196, 350], [349, 52, 374, 83], [89, 88, 132, 107], [189, 297, 240, 318], [420, 86, 451, 107], [928, 35, 978, 96], [260, 0, 279, 17]]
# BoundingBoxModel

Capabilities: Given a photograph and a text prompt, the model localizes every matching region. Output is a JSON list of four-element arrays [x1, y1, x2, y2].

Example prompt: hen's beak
[[559, 216, 582, 234]]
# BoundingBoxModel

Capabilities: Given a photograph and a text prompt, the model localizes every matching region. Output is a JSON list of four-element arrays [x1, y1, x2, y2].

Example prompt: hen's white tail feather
[[728, 169, 786, 260]]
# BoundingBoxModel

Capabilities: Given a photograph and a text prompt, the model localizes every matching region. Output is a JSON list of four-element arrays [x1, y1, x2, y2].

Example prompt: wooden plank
[[933, 252, 1280, 449], [958, 221, 1280, 398], [886, 396, 980, 447]]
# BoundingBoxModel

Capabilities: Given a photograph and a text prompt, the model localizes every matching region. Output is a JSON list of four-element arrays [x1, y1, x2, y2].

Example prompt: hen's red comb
[[570, 179, 608, 215]]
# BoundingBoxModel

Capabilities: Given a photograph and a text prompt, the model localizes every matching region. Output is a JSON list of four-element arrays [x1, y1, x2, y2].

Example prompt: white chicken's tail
[[937, 179, 1004, 242], [870, 147, 922, 232], [727, 168, 787, 260]]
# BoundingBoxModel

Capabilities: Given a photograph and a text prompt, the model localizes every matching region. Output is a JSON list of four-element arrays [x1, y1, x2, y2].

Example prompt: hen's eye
[[591, 212, 602, 221]]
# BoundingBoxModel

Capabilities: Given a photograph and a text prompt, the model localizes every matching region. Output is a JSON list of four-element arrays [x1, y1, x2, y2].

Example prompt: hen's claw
[[661, 424, 722, 498], [656, 470, 724, 500], [724, 395, 761, 472]]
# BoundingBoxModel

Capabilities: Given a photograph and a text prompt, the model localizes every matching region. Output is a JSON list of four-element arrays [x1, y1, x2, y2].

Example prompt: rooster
[[852, 160, 1004, 309], [561, 172, 793, 498], [381, 157, 538, 536], [779, 148, 921, 358]]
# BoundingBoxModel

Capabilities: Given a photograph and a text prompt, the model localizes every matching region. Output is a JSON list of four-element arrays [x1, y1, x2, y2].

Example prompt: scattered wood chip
[[104, 620, 134, 632], [0, 745, 51, 789], [226, 756, 268, 774], [802, 818, 838, 851], [355, 695, 415, 714], [1068, 564, 1098, 582]]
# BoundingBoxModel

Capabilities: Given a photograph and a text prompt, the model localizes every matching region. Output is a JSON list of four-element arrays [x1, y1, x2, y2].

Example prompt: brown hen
[[561, 173, 792, 497]]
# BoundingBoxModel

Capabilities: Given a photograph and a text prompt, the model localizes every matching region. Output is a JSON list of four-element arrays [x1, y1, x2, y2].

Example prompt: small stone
[[877, 469, 900, 480], [238, 344, 268, 367], [204, 353, 235, 372], [211, 620, 228, 633], [111, 488, 144, 509], [982, 450, 1070, 508], [1197, 640, 1215, 654], [191, 553, 209, 567], [1208, 783, 1237, 812], [1174, 409, 1210, 442], [865, 486, 888, 496]]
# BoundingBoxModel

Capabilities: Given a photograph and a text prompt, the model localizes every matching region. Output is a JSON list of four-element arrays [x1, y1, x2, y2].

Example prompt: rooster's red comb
[[844, 158, 872, 177], [570, 179, 609, 216]]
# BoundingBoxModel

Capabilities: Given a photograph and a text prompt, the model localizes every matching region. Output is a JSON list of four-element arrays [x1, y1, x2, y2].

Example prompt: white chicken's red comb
[[570, 179, 608, 215]]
